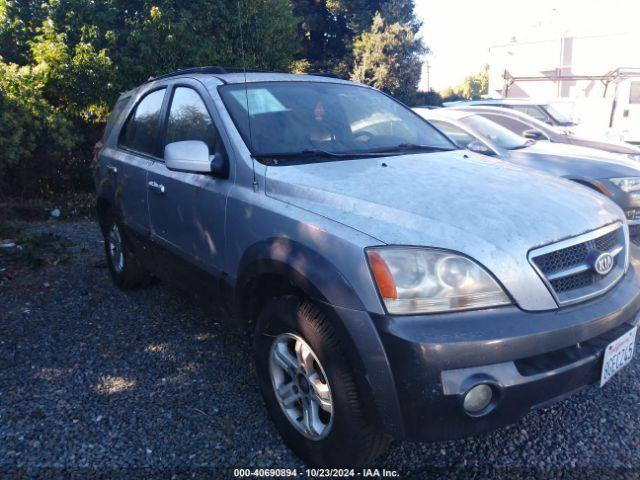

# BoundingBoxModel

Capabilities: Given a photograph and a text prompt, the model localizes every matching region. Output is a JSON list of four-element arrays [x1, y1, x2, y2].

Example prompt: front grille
[[529, 223, 627, 306], [551, 270, 598, 293]]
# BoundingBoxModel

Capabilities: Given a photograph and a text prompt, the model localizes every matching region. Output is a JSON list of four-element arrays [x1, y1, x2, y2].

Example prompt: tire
[[102, 215, 152, 290], [254, 296, 391, 467]]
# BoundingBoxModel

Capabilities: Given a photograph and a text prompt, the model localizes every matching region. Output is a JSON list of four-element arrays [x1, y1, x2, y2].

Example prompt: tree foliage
[[350, 11, 425, 103], [0, 59, 79, 197], [0, 0, 426, 197], [440, 64, 489, 102]]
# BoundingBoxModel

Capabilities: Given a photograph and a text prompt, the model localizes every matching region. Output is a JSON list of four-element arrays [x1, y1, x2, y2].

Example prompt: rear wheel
[[103, 217, 151, 290], [254, 296, 390, 467]]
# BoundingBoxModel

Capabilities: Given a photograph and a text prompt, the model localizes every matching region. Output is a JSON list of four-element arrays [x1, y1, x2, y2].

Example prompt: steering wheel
[[352, 131, 374, 143]]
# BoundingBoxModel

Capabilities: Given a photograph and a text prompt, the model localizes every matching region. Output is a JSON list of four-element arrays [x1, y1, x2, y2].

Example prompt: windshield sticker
[[229, 88, 287, 115]]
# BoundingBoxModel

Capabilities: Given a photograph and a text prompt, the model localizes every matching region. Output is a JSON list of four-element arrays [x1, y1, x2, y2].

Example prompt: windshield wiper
[[254, 148, 391, 162], [365, 143, 455, 154]]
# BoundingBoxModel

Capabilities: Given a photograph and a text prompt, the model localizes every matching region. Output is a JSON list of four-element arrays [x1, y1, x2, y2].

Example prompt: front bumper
[[372, 258, 640, 441]]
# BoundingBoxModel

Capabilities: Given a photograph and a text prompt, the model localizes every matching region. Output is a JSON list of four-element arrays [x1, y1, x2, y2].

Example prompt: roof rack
[[147, 66, 229, 83], [145, 66, 343, 84], [307, 71, 342, 79]]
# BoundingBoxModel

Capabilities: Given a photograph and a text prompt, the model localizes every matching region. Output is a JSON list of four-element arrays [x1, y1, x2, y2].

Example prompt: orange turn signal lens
[[367, 251, 398, 299], [592, 181, 611, 196]]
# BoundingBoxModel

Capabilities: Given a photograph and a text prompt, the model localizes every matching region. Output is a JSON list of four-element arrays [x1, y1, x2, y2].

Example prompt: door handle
[[106, 165, 118, 175], [148, 181, 165, 194]]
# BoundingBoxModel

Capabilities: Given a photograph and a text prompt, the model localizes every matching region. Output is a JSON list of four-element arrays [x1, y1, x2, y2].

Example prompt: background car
[[415, 107, 640, 242], [443, 99, 577, 127], [446, 105, 640, 160]]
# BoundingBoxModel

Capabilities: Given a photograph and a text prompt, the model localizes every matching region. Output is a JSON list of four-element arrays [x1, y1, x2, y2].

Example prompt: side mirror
[[210, 151, 229, 178], [165, 141, 211, 173], [522, 129, 546, 140], [466, 140, 496, 156]]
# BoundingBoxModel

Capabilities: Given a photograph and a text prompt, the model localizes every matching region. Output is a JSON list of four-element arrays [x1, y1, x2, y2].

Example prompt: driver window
[[511, 105, 549, 123], [482, 114, 537, 137], [165, 87, 223, 156], [429, 120, 476, 148]]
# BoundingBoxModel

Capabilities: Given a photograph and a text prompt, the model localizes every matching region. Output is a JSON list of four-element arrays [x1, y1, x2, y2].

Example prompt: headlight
[[609, 177, 640, 195], [366, 247, 511, 314], [627, 153, 640, 162]]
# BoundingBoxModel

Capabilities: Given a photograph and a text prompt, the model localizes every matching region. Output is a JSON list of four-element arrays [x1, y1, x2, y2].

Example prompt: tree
[[459, 64, 489, 99], [412, 89, 443, 107], [350, 11, 425, 103], [0, 0, 300, 197], [440, 65, 489, 102], [290, 0, 422, 77]]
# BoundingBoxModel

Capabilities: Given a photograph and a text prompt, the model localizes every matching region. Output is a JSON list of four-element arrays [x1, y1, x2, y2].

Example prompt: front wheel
[[254, 297, 390, 467]]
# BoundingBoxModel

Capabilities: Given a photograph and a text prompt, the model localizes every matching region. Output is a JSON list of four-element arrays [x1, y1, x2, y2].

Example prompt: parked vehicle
[[444, 98, 578, 127], [95, 67, 640, 467], [446, 105, 640, 160], [415, 107, 640, 240]]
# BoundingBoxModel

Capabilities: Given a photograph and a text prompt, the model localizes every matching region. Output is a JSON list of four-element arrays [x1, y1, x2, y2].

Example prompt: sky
[[414, 0, 640, 92]]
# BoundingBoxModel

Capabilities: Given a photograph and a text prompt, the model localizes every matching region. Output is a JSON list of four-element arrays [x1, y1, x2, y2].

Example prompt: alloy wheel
[[269, 333, 334, 440]]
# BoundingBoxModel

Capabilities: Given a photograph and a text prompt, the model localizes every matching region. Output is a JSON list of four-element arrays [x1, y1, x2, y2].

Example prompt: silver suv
[[94, 67, 640, 467]]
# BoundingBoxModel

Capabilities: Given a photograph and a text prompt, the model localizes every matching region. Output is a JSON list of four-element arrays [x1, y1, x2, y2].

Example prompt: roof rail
[[147, 66, 228, 83], [307, 71, 342, 79]]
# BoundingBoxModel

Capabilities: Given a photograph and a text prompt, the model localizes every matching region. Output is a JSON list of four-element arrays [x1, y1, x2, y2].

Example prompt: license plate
[[600, 326, 637, 387]]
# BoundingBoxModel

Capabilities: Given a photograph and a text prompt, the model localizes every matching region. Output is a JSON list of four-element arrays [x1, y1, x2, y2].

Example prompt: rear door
[[146, 81, 232, 278], [95, 95, 131, 206], [112, 87, 168, 235]]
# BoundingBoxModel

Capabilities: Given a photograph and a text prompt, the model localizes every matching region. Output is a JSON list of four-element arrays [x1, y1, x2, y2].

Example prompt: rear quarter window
[[102, 96, 131, 142]]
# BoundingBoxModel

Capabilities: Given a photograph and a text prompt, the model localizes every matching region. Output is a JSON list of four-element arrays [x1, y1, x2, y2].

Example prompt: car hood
[[265, 151, 623, 310], [509, 141, 640, 179]]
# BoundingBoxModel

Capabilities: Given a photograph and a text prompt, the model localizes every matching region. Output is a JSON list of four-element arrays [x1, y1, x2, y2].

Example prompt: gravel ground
[[1, 219, 639, 479]]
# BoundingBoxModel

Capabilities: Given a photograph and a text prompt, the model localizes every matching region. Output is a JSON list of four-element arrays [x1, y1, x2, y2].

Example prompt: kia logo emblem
[[594, 252, 614, 275]]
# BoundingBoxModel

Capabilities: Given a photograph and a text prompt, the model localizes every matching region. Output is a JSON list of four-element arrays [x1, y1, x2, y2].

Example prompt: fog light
[[463, 384, 493, 413]]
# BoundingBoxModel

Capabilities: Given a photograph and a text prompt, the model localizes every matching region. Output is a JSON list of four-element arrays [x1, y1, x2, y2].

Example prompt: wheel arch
[[96, 195, 114, 234], [233, 238, 404, 437]]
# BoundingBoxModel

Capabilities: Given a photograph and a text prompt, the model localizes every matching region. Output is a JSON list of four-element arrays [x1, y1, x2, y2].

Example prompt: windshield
[[460, 115, 530, 150], [218, 81, 454, 159], [540, 103, 575, 126]]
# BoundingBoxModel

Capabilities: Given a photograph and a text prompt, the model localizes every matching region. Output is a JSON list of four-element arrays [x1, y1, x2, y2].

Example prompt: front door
[[146, 83, 232, 278]]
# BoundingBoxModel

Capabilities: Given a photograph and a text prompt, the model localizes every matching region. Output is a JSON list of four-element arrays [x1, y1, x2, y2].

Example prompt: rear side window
[[630, 82, 640, 104], [119, 89, 166, 155], [164, 87, 221, 154], [481, 113, 535, 136], [103, 96, 130, 141], [511, 105, 549, 123]]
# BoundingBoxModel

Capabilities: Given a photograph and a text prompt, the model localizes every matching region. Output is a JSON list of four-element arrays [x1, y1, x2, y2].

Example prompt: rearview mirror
[[165, 140, 211, 173], [466, 140, 495, 156], [522, 129, 546, 140]]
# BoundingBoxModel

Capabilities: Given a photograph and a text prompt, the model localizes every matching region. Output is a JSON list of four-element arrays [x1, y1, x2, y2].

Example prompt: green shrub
[[0, 60, 81, 198]]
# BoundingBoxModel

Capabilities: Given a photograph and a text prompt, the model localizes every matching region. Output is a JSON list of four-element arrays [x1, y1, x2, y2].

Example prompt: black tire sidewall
[[254, 297, 376, 467]]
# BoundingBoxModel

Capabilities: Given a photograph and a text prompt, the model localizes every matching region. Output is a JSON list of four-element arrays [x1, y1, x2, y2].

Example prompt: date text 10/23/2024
[[233, 468, 401, 478]]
